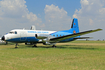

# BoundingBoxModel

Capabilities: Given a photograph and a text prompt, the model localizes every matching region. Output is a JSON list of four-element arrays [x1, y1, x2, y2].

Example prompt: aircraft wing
[[74, 37, 92, 39], [49, 29, 102, 42]]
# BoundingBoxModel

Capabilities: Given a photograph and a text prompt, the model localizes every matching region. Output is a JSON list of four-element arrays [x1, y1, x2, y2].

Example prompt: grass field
[[0, 41, 105, 70]]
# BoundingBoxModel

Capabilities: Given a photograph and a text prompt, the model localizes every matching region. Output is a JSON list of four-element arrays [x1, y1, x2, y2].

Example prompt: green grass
[[70, 40, 105, 43], [0, 41, 105, 70]]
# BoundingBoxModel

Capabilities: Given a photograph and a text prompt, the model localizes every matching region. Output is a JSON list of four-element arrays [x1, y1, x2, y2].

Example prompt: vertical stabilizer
[[30, 25, 36, 30], [71, 18, 79, 34]]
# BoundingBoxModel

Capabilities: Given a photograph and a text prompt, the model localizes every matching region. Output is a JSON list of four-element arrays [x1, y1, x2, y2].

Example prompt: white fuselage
[[3, 28, 74, 44], [4, 29, 57, 43]]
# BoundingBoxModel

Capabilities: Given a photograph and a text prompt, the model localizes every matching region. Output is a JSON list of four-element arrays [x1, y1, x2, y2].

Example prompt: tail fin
[[71, 18, 79, 34]]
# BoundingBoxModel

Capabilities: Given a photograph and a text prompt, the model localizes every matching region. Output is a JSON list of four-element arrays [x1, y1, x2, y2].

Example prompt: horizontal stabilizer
[[74, 37, 92, 39]]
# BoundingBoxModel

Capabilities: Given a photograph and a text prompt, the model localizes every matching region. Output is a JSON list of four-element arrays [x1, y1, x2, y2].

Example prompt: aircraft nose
[[1, 36, 5, 41]]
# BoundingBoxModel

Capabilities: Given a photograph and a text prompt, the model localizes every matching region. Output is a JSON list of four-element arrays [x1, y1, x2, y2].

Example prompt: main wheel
[[52, 45, 56, 48]]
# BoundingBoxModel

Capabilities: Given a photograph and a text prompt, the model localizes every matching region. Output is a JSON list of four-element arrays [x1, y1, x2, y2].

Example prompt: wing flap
[[49, 29, 102, 42]]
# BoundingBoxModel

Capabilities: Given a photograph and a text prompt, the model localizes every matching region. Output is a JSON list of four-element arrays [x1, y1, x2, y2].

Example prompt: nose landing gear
[[15, 43, 18, 48]]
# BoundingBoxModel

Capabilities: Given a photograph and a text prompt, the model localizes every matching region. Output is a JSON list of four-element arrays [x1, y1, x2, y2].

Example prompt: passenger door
[[20, 31, 27, 41]]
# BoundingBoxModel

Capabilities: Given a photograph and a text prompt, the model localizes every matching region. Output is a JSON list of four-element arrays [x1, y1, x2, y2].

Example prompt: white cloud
[[0, 1, 71, 34], [81, 0, 89, 5], [89, 19, 94, 25], [26, 12, 38, 22], [0, 0, 42, 34], [0, 0, 27, 18], [44, 4, 71, 30], [73, 0, 105, 40]]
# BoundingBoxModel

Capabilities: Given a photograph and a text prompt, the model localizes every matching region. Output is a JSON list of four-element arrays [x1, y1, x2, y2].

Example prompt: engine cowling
[[35, 34, 48, 39], [35, 34, 56, 45]]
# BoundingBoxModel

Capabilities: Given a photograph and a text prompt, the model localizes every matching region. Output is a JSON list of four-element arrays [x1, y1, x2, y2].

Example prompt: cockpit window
[[9, 32, 14, 34], [15, 31, 17, 34], [9, 31, 17, 34]]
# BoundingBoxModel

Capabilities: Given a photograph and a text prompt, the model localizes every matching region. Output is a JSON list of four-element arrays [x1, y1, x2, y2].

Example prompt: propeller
[[0, 35, 6, 44], [0, 34, 2, 40]]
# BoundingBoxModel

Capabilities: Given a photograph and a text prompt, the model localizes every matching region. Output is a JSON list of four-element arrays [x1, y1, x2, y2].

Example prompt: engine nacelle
[[35, 34, 55, 40], [35, 34, 56, 45], [35, 34, 48, 39]]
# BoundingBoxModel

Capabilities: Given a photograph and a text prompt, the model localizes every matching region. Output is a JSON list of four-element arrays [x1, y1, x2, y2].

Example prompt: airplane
[[1, 18, 102, 48]]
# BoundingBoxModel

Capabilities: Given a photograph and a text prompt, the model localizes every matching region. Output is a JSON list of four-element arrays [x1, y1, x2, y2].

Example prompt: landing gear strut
[[15, 43, 18, 48], [32, 44, 37, 47], [52, 45, 56, 48]]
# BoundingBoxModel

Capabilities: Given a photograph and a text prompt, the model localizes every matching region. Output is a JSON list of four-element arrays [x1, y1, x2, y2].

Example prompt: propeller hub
[[1, 36, 5, 41]]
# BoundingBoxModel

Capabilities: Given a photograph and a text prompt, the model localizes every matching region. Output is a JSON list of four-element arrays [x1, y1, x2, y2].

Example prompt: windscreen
[[9, 31, 17, 34]]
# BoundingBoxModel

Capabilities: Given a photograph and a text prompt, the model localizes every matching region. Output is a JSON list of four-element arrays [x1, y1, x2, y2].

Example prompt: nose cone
[[1, 36, 5, 41]]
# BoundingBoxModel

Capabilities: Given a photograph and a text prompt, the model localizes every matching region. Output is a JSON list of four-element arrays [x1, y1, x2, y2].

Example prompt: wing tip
[[94, 29, 102, 32], [97, 28, 102, 30]]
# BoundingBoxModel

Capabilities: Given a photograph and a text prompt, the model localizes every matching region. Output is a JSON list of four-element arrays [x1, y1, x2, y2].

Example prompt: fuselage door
[[20, 31, 27, 41]]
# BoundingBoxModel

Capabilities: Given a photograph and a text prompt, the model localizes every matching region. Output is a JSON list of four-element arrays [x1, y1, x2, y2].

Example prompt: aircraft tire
[[15, 47, 18, 48], [52, 45, 56, 48]]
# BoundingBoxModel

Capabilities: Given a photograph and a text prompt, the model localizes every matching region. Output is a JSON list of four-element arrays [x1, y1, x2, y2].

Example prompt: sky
[[0, 0, 104, 40]]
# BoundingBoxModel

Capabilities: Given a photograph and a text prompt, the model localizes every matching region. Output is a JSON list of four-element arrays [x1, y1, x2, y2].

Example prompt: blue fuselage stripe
[[6, 37, 39, 43]]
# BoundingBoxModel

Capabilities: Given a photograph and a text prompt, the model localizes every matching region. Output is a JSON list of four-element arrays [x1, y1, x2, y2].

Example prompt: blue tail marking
[[50, 18, 80, 37], [70, 18, 79, 34]]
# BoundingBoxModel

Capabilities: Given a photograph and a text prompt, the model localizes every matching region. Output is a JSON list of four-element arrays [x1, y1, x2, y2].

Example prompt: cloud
[[0, 0, 42, 34], [73, 0, 105, 40], [73, 0, 105, 23], [26, 12, 38, 22], [0, 0, 27, 18], [0, 1, 71, 34], [81, 0, 89, 5], [44, 4, 71, 31], [89, 19, 94, 25], [0, 0, 40, 22]]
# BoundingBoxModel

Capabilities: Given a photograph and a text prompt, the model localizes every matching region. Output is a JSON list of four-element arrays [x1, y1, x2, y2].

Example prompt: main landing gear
[[32, 44, 37, 48], [14, 43, 56, 48], [15, 43, 18, 48], [52, 45, 56, 48]]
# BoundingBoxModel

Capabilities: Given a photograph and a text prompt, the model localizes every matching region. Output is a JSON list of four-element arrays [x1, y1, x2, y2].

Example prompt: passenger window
[[57, 35, 58, 37]]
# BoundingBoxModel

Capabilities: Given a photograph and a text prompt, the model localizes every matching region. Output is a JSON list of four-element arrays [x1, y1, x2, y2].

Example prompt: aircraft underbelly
[[27, 37, 38, 42]]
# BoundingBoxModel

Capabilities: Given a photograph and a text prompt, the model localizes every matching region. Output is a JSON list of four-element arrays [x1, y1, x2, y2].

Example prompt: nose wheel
[[15, 43, 18, 48]]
